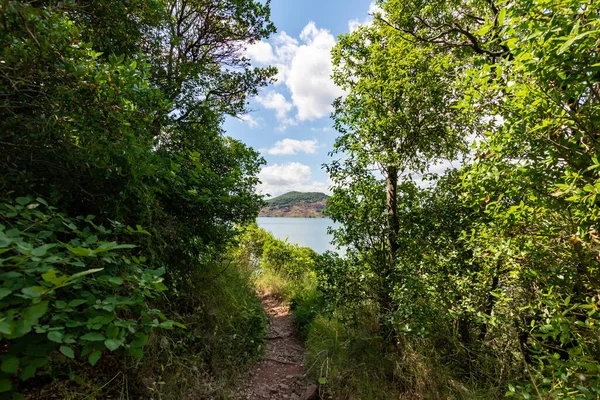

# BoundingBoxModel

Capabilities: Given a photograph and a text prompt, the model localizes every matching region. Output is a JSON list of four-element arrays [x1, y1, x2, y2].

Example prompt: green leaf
[[15, 197, 31, 206], [1, 355, 19, 374], [79, 332, 106, 342], [0, 379, 12, 393], [86, 235, 98, 244], [23, 301, 49, 322], [80, 332, 105, 341], [318, 377, 328, 385], [106, 324, 119, 339], [68, 299, 87, 307], [104, 339, 122, 351], [47, 331, 63, 343], [21, 286, 46, 298], [0, 237, 11, 248], [0, 288, 13, 300], [60, 346, 75, 359], [5, 229, 19, 237], [127, 347, 144, 359], [31, 244, 56, 257], [0, 320, 14, 335], [557, 31, 597, 55], [42, 269, 67, 285], [131, 333, 148, 348], [68, 247, 93, 257], [108, 277, 123, 285], [88, 350, 102, 366], [19, 362, 42, 381]]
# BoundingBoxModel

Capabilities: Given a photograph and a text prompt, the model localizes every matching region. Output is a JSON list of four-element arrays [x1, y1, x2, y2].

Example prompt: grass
[[133, 261, 266, 399], [254, 268, 293, 299], [301, 312, 504, 400], [30, 260, 267, 400]]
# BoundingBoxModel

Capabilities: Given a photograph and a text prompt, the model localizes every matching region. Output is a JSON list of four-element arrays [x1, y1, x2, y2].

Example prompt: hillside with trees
[[259, 191, 328, 218]]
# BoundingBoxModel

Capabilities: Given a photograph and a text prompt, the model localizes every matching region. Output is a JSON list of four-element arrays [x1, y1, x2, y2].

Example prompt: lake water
[[256, 217, 342, 254]]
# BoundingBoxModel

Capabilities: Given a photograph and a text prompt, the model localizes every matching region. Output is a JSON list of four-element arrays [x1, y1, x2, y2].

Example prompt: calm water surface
[[256, 217, 342, 254]]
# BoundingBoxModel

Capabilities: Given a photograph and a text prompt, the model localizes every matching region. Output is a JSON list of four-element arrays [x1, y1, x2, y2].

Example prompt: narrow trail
[[234, 294, 318, 400]]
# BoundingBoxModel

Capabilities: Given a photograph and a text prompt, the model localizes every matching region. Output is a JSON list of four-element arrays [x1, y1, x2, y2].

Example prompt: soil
[[234, 294, 318, 400]]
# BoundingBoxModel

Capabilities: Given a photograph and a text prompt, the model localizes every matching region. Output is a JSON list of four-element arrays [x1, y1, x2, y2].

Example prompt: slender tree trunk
[[386, 165, 399, 268], [381, 164, 399, 316], [478, 259, 501, 342]]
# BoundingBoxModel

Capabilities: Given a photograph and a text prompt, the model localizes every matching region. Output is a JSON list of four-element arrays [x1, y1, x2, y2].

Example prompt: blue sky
[[223, 0, 378, 197]]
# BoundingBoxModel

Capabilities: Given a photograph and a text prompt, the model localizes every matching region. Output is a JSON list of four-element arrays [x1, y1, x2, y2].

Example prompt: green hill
[[259, 191, 328, 218]]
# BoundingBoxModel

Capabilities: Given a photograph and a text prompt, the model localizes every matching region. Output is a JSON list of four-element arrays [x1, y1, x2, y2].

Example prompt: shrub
[[0, 197, 171, 396]]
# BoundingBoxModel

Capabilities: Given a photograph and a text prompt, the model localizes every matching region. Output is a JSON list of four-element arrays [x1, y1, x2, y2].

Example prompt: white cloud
[[256, 91, 293, 120], [245, 22, 344, 124], [288, 22, 345, 121], [348, 2, 383, 31], [257, 162, 331, 196], [245, 41, 276, 64], [271, 32, 299, 84], [263, 139, 319, 155], [239, 114, 259, 128]]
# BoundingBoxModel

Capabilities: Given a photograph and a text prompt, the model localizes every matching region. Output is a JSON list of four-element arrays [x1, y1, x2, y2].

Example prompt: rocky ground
[[234, 295, 318, 400]]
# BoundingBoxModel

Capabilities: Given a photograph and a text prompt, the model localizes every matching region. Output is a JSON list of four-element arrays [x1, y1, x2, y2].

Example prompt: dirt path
[[234, 294, 317, 400]]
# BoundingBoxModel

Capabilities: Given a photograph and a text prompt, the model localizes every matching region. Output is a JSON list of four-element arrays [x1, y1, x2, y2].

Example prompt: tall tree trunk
[[381, 164, 399, 316], [478, 259, 501, 342], [386, 165, 399, 268]]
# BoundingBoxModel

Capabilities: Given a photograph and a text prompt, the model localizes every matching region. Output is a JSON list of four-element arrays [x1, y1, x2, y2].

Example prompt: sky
[[223, 0, 379, 197]]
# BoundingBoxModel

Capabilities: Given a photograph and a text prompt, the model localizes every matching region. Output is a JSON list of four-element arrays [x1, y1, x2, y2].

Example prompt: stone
[[302, 384, 317, 400]]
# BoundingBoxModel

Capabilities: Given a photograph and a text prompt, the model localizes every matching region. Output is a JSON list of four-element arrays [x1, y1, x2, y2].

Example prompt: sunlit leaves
[[0, 197, 172, 393]]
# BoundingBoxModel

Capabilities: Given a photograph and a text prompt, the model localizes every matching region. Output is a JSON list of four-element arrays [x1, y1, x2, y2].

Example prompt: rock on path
[[234, 294, 317, 400]]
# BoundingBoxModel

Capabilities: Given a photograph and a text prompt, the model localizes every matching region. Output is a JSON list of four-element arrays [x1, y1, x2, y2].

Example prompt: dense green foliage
[[234, 225, 321, 337], [0, 197, 169, 395], [316, 0, 600, 398], [3, 0, 600, 398], [0, 0, 275, 397]]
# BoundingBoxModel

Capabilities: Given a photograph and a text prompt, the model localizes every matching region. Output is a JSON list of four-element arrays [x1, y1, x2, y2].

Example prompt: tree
[[328, 21, 473, 323], [380, 0, 600, 396], [0, 0, 278, 395]]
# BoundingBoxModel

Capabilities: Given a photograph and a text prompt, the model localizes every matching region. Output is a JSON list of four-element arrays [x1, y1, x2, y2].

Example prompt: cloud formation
[[245, 40, 276, 64], [257, 162, 330, 196], [255, 91, 293, 120], [245, 22, 344, 126], [239, 114, 259, 128], [263, 139, 319, 155]]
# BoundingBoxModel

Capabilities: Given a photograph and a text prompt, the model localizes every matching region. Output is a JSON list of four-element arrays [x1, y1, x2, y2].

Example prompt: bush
[[235, 224, 319, 299], [290, 281, 323, 340], [0, 197, 170, 397]]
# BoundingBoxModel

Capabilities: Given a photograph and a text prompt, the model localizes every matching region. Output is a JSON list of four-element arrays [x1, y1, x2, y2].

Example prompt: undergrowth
[[236, 225, 506, 399], [23, 260, 265, 400], [133, 262, 265, 399]]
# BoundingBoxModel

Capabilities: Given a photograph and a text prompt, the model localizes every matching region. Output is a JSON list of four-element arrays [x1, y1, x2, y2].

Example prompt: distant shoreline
[[256, 215, 326, 219], [259, 191, 328, 218]]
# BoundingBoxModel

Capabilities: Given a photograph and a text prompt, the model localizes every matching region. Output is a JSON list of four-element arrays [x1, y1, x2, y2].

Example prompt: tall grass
[[38, 260, 266, 400]]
